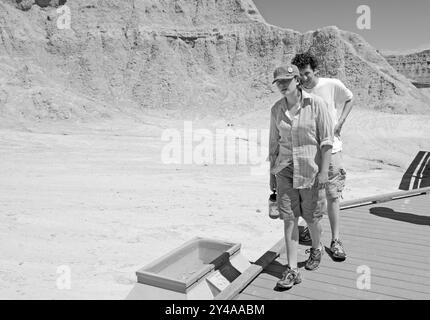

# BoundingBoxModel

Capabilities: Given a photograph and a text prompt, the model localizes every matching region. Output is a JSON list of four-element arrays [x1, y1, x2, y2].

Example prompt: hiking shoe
[[299, 226, 312, 244], [276, 266, 302, 289], [330, 239, 347, 261], [305, 246, 323, 270]]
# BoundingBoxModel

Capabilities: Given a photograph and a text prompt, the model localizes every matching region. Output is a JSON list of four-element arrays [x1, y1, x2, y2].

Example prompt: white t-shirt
[[303, 78, 353, 153]]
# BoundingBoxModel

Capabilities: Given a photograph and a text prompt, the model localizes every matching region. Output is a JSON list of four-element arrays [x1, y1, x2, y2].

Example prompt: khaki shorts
[[326, 152, 346, 200], [275, 166, 325, 224]]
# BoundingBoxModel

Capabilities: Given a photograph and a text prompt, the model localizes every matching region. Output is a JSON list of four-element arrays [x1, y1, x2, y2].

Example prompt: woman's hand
[[334, 122, 343, 137], [270, 174, 277, 192], [316, 170, 329, 189]]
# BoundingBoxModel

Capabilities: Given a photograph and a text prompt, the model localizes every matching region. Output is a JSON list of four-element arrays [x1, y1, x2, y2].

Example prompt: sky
[[253, 0, 430, 54]]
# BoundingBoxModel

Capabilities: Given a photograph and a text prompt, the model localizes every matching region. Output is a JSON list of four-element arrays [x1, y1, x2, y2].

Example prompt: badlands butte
[[384, 50, 430, 87], [1, 0, 430, 299], [1, 0, 430, 125]]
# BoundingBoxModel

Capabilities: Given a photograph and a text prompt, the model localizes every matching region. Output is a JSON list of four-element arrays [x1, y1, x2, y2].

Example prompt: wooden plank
[[276, 255, 430, 282], [334, 212, 430, 235], [215, 238, 284, 300], [241, 284, 310, 300], [331, 233, 430, 254], [330, 220, 430, 240], [349, 198, 430, 218], [338, 217, 430, 235], [259, 268, 421, 299], [387, 195, 430, 207], [234, 193, 430, 301], [264, 262, 430, 294], [322, 261, 430, 286], [254, 272, 394, 300], [305, 240, 430, 265], [337, 225, 430, 246], [279, 236, 430, 271], [343, 201, 430, 218], [342, 209, 430, 227], [242, 282, 318, 300], [277, 241, 430, 279], [235, 292, 269, 300], [214, 265, 261, 300], [251, 278, 352, 300], [313, 265, 430, 295], [347, 194, 430, 209], [325, 236, 430, 260], [368, 207, 430, 222], [319, 218, 429, 246], [286, 244, 430, 272], [330, 230, 430, 251], [280, 232, 430, 270], [338, 211, 430, 235], [381, 204, 430, 213], [340, 188, 430, 209], [284, 271, 430, 300], [323, 229, 430, 255]]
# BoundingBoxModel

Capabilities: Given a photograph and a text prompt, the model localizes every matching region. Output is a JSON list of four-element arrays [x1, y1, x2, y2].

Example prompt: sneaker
[[276, 266, 302, 289], [305, 245, 323, 270], [299, 226, 311, 244], [330, 239, 347, 261]]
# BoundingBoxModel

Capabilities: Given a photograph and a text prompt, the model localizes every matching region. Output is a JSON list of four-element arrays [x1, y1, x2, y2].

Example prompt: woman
[[269, 64, 333, 289]]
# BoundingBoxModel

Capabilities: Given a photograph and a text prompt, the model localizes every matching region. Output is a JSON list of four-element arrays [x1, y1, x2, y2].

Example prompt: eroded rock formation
[[15, 0, 67, 10], [0, 0, 429, 125], [384, 50, 430, 86]]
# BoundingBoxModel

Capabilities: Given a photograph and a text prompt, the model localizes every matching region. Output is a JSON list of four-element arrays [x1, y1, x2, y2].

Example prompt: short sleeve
[[333, 79, 353, 106]]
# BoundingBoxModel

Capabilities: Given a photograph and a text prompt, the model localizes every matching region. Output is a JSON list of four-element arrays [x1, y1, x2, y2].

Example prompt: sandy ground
[[1, 109, 430, 299]]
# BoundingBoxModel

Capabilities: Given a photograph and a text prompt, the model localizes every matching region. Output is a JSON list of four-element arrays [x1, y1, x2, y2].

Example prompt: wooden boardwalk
[[233, 190, 430, 300]]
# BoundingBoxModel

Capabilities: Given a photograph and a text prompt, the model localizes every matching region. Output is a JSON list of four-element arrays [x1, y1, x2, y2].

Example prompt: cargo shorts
[[275, 165, 325, 224], [326, 151, 347, 200]]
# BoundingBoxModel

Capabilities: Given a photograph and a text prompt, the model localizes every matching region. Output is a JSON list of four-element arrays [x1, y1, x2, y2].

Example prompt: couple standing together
[[269, 52, 354, 289]]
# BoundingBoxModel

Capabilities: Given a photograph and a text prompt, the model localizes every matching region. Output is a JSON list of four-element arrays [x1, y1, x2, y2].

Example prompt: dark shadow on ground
[[298, 225, 312, 246], [261, 261, 288, 291], [370, 207, 430, 226]]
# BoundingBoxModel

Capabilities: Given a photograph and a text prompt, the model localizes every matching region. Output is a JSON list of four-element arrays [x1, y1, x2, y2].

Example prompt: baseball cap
[[272, 64, 300, 84]]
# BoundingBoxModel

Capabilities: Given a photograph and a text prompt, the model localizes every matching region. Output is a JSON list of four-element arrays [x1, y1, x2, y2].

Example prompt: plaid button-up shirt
[[269, 90, 334, 189]]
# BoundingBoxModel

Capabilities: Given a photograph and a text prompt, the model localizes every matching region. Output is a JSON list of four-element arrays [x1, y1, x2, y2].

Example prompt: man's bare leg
[[327, 197, 340, 240], [284, 217, 299, 269], [327, 196, 347, 260], [304, 219, 324, 270], [307, 220, 323, 250]]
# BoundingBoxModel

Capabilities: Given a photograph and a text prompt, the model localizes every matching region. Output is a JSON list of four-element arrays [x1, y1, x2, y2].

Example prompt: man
[[292, 52, 354, 261], [269, 64, 334, 288]]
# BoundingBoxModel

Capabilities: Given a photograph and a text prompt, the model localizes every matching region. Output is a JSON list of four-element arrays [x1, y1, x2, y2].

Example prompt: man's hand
[[334, 122, 343, 137], [316, 170, 329, 189], [270, 174, 277, 192]]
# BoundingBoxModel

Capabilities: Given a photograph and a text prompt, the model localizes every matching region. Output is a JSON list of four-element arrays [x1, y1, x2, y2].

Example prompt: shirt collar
[[284, 89, 307, 120]]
